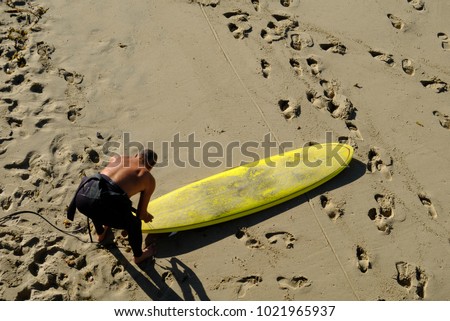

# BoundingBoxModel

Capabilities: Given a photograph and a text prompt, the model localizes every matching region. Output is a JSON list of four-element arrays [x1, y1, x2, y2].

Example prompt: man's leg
[[76, 193, 108, 242], [90, 194, 155, 263], [92, 219, 109, 242], [125, 215, 143, 257], [124, 215, 155, 263]]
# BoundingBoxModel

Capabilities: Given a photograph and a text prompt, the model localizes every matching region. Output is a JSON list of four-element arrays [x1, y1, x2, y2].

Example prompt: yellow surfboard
[[142, 143, 353, 233]]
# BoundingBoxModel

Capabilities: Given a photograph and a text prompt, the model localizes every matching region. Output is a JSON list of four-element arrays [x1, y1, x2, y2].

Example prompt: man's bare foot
[[133, 244, 156, 264], [97, 226, 109, 242]]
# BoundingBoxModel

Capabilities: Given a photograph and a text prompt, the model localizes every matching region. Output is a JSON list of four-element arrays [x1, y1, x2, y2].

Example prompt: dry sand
[[1, 0, 450, 301]]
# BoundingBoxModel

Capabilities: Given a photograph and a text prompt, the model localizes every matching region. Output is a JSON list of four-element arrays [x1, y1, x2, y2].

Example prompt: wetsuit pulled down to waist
[[74, 174, 143, 257]]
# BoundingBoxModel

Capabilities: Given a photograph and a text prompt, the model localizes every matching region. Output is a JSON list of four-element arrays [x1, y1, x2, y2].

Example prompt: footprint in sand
[[396, 261, 428, 299], [368, 194, 395, 234], [320, 194, 344, 220], [338, 135, 358, 150], [280, 0, 293, 7], [3, 98, 18, 112], [111, 263, 125, 278], [437, 33, 449, 51], [261, 59, 271, 79], [29, 245, 85, 299], [319, 82, 335, 99], [407, 0, 425, 12], [236, 275, 262, 298], [85, 147, 100, 164], [418, 193, 438, 219], [414, 266, 429, 299], [252, 0, 260, 12], [289, 58, 303, 76], [36, 41, 55, 69], [6, 116, 23, 129], [375, 193, 395, 218], [420, 78, 448, 93], [235, 228, 263, 249], [0, 195, 12, 210], [278, 99, 301, 120], [401, 59, 415, 76], [5, 74, 25, 87], [356, 245, 372, 273], [345, 121, 364, 140], [30, 83, 45, 94], [432, 110, 450, 129], [265, 232, 296, 249], [37, 40, 87, 120], [368, 208, 392, 234], [387, 14, 405, 30], [192, 0, 220, 7], [63, 251, 87, 270], [4, 151, 36, 172], [319, 41, 347, 55], [306, 56, 322, 76], [35, 118, 52, 129], [227, 22, 244, 39], [369, 50, 395, 67], [162, 271, 175, 286], [261, 14, 298, 44], [0, 134, 13, 155], [59, 68, 84, 85], [67, 105, 83, 122], [290, 33, 314, 51], [306, 89, 330, 111], [277, 275, 310, 290], [313, 78, 356, 122], [395, 261, 414, 289], [223, 10, 252, 39], [0, 229, 77, 301], [15, 186, 39, 206], [36, 40, 55, 54], [367, 147, 393, 181], [325, 93, 357, 120]]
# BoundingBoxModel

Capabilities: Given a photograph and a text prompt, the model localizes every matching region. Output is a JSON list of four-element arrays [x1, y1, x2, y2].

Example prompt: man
[[68, 149, 157, 264]]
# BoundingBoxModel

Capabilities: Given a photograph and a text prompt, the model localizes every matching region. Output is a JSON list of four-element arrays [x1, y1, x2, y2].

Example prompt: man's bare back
[[101, 154, 155, 223]]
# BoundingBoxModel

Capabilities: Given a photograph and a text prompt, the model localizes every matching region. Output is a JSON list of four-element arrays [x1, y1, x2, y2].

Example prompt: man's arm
[[137, 174, 155, 223]]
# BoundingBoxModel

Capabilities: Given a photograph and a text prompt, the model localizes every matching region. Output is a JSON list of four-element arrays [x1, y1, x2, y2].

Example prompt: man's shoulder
[[148, 173, 156, 186], [138, 169, 155, 184], [139, 171, 155, 194]]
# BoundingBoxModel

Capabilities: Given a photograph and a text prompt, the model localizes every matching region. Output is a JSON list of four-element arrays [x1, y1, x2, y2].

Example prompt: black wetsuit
[[68, 173, 143, 257]]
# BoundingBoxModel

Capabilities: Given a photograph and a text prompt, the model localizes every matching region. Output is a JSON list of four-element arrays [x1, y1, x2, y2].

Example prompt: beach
[[1, 0, 450, 301]]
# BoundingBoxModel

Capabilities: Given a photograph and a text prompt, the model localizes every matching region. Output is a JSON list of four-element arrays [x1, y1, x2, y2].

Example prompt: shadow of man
[[106, 243, 209, 300], [166, 257, 210, 301], [106, 243, 183, 300]]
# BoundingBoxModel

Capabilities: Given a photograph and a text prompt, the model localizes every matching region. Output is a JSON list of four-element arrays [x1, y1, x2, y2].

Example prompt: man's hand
[[141, 212, 154, 223]]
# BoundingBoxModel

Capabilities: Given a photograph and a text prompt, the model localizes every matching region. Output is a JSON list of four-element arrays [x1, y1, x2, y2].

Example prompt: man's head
[[138, 149, 158, 170]]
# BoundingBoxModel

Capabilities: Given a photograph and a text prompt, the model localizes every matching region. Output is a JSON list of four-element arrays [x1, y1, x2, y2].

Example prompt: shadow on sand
[[107, 245, 210, 300], [153, 157, 366, 258]]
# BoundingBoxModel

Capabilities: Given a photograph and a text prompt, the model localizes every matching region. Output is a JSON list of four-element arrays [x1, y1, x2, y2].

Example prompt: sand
[[0, 0, 449, 301]]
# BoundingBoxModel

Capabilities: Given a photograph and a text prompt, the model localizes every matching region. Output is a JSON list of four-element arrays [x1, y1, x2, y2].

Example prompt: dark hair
[[139, 149, 158, 168]]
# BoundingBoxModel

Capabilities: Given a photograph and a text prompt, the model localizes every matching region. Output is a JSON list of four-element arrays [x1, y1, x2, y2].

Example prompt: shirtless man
[[73, 149, 157, 264]]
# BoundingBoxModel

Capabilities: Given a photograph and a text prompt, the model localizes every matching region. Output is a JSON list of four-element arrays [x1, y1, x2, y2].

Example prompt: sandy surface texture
[[1, 0, 449, 301]]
